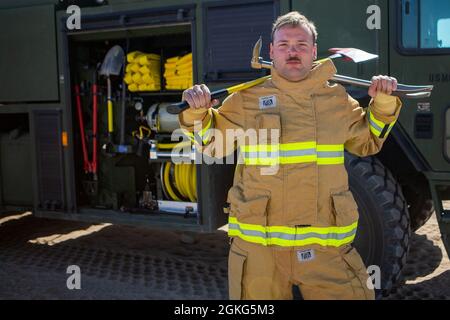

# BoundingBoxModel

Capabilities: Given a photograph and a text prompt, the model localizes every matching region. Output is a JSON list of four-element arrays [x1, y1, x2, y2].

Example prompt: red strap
[[74, 85, 90, 173]]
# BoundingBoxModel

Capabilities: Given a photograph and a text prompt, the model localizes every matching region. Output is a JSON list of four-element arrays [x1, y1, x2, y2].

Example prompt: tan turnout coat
[[179, 59, 402, 249]]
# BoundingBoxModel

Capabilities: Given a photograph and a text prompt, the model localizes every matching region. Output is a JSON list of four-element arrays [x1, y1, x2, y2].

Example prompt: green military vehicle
[[0, 0, 449, 298]]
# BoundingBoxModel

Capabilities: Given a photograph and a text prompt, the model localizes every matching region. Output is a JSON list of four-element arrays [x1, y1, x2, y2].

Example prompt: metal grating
[[204, 0, 279, 81], [414, 113, 433, 139]]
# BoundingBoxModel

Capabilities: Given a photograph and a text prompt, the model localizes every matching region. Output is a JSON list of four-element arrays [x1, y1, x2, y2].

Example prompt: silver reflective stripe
[[243, 149, 317, 159], [268, 230, 356, 241], [242, 151, 344, 159], [369, 118, 384, 132], [316, 151, 344, 158], [281, 149, 317, 157], [243, 151, 278, 159]]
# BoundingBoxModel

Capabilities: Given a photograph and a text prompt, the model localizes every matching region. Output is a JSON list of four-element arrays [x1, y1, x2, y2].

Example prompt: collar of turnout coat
[[269, 59, 337, 94]]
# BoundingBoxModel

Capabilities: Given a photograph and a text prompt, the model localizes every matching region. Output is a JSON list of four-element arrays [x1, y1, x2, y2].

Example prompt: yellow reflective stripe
[[183, 132, 211, 146], [228, 219, 358, 236], [241, 142, 318, 153], [240, 143, 344, 166], [229, 217, 357, 235], [182, 129, 197, 144], [369, 125, 382, 137], [201, 129, 212, 144], [229, 216, 266, 232], [278, 155, 317, 164], [244, 158, 343, 166], [182, 117, 213, 145], [241, 144, 280, 152], [368, 112, 383, 137], [227, 231, 356, 247], [228, 216, 358, 247], [228, 229, 268, 245], [368, 111, 396, 138], [243, 156, 317, 165], [316, 144, 344, 165], [317, 157, 345, 165], [182, 129, 194, 138], [242, 158, 342, 165], [198, 116, 213, 137], [369, 111, 387, 129]]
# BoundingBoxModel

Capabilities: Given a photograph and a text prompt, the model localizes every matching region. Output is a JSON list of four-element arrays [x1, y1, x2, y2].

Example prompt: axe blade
[[328, 48, 378, 63]]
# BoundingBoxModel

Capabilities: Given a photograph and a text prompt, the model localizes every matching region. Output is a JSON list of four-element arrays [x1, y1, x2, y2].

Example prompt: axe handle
[[332, 74, 433, 92], [167, 89, 228, 114], [167, 76, 270, 115], [331, 74, 434, 98], [167, 73, 434, 115]]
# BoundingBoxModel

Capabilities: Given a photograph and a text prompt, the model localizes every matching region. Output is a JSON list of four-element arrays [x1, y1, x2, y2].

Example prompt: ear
[[313, 43, 317, 60], [269, 42, 274, 60]]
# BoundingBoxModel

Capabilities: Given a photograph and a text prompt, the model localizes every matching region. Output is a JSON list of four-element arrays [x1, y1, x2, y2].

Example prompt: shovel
[[99, 45, 125, 150]]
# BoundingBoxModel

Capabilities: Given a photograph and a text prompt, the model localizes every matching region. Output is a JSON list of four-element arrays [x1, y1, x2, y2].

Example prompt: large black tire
[[402, 186, 434, 232], [345, 153, 411, 299]]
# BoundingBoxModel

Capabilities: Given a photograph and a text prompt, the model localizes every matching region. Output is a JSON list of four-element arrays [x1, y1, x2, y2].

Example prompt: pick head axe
[[327, 47, 379, 63], [250, 37, 433, 98], [251, 36, 379, 68], [167, 37, 433, 115], [167, 41, 372, 114]]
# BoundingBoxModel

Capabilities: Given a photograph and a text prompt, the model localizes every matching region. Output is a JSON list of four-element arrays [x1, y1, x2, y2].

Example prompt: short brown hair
[[271, 11, 318, 43]]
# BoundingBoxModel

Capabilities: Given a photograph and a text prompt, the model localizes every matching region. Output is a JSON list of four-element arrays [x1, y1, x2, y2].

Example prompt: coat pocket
[[228, 242, 248, 300], [255, 113, 281, 145], [227, 184, 270, 225], [331, 189, 359, 226], [340, 246, 375, 300], [242, 113, 281, 174]]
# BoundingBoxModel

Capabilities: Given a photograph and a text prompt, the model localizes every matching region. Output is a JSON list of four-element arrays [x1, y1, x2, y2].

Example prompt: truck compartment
[[67, 23, 211, 229]]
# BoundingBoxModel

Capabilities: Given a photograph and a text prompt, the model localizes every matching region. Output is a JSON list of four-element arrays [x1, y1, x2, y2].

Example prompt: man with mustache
[[178, 11, 401, 300]]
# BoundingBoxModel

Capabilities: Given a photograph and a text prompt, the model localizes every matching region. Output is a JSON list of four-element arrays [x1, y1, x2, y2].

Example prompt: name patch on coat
[[297, 249, 315, 263], [259, 95, 277, 109]]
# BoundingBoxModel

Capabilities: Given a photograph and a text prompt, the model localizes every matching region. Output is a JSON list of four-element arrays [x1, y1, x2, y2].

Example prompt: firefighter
[[178, 11, 401, 300]]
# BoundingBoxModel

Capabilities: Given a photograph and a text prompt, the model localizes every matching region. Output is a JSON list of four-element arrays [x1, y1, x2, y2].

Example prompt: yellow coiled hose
[[161, 162, 197, 202], [157, 141, 191, 149]]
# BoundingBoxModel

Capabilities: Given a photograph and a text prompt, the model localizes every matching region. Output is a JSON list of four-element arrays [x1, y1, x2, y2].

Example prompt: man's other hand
[[368, 75, 398, 98]]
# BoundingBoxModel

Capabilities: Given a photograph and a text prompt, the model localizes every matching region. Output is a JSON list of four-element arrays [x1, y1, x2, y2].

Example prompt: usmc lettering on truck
[[217, 304, 275, 315]]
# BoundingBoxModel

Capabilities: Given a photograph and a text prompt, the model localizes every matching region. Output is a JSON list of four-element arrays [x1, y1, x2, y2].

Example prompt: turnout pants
[[228, 237, 375, 300]]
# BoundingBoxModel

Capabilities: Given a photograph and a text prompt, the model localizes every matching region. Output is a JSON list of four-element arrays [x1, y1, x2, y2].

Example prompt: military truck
[[0, 0, 449, 298]]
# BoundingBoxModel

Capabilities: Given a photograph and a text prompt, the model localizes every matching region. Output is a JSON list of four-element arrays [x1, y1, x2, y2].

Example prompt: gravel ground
[[0, 210, 448, 300]]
